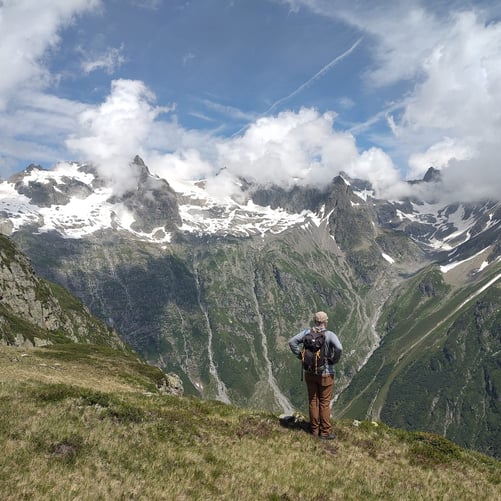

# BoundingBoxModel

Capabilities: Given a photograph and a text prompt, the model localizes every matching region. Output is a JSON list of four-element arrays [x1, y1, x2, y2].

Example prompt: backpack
[[301, 327, 327, 375]]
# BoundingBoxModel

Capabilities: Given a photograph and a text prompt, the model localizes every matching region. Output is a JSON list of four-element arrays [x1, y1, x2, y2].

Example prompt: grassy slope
[[334, 263, 501, 460], [1, 344, 500, 500], [335, 265, 500, 415]]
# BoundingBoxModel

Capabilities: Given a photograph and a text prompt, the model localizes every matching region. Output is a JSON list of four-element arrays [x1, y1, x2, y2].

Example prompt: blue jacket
[[288, 328, 343, 376]]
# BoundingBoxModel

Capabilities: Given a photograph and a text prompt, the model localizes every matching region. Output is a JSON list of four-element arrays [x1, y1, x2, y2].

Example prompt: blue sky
[[1, 0, 501, 201]]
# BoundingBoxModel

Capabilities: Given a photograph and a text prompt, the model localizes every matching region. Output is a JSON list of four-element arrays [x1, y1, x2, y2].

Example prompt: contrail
[[348, 100, 405, 134], [264, 37, 363, 115], [231, 37, 363, 138]]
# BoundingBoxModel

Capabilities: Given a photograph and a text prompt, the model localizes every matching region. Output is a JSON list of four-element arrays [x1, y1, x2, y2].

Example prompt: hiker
[[288, 311, 342, 439]]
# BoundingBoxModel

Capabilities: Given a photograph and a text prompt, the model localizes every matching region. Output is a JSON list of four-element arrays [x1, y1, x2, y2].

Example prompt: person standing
[[288, 311, 343, 439]]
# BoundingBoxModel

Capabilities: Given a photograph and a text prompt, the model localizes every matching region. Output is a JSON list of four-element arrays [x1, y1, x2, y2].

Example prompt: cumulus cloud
[[219, 108, 404, 195], [408, 138, 474, 178], [396, 12, 501, 137], [441, 144, 501, 202], [66, 79, 169, 192], [127, 104, 404, 200], [0, 0, 100, 108], [219, 108, 339, 187], [280, 0, 501, 202], [148, 148, 214, 187], [392, 10, 501, 200], [198, 108, 402, 199]]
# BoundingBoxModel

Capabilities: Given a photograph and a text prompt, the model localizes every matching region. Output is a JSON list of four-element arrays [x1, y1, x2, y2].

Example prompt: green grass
[[337, 265, 496, 406], [334, 264, 501, 460], [1, 344, 500, 500]]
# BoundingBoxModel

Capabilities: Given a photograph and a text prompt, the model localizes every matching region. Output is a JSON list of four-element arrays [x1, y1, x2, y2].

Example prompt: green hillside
[[0, 233, 125, 350], [335, 264, 501, 459], [1, 343, 500, 500]]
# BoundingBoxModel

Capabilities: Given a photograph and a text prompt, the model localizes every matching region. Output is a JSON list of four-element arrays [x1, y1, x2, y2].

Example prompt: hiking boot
[[319, 433, 336, 440]]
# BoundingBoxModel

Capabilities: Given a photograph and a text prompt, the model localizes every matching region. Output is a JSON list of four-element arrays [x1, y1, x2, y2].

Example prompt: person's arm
[[288, 329, 308, 358], [328, 332, 343, 364]]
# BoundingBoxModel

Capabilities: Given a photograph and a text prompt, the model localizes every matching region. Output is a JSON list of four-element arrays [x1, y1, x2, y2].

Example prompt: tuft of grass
[[406, 431, 463, 467]]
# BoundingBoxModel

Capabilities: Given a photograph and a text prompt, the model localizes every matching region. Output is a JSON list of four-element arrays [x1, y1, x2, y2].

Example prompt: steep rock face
[[108, 156, 181, 234], [250, 183, 326, 213], [0, 234, 125, 349], [326, 177, 385, 284]]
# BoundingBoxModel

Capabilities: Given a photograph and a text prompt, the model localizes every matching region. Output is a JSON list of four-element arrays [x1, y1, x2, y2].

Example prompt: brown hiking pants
[[304, 372, 334, 436]]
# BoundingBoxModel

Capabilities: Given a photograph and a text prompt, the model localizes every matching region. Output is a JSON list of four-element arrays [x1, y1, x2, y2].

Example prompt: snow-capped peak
[[0, 162, 317, 242]]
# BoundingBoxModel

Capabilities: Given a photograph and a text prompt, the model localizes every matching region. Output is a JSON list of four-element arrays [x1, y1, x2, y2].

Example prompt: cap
[[314, 311, 328, 323]]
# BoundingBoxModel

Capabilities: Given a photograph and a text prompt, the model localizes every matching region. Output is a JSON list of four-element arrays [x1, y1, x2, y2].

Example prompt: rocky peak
[[108, 156, 182, 234], [408, 166, 442, 185], [326, 175, 353, 210], [423, 166, 441, 183], [131, 155, 151, 185]]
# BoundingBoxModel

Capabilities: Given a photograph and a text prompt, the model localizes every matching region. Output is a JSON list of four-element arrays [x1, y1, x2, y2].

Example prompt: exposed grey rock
[[157, 372, 184, 396], [0, 234, 125, 349], [107, 156, 181, 233]]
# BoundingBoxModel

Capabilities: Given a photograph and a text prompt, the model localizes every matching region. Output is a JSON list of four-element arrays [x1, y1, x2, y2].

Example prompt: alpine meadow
[[0, 231, 500, 499]]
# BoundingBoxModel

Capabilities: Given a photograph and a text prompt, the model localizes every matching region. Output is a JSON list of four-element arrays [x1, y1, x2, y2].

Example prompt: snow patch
[[440, 247, 491, 273], [353, 189, 374, 202], [23, 162, 94, 186], [382, 252, 395, 264], [177, 182, 315, 237]]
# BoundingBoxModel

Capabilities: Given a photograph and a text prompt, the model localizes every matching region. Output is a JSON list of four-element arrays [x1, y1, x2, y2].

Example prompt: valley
[[1, 158, 499, 458]]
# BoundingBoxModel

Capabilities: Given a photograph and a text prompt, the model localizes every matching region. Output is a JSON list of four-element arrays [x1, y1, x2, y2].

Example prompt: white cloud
[[66, 79, 168, 192], [132, 105, 404, 200], [280, 0, 501, 202], [397, 11, 501, 138], [392, 11, 501, 200], [208, 108, 403, 198], [81, 45, 125, 74], [217, 109, 347, 187], [148, 149, 214, 186], [441, 144, 501, 202], [408, 138, 474, 178], [348, 148, 407, 198], [0, 0, 100, 108]]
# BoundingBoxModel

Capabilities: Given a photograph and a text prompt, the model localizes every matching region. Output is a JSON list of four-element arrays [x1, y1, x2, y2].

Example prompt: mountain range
[[1, 156, 499, 458]]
